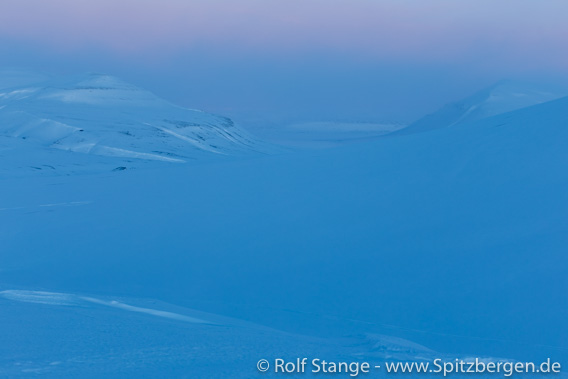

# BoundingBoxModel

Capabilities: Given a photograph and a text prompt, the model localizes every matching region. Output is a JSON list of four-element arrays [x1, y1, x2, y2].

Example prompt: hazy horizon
[[2, 0, 568, 126]]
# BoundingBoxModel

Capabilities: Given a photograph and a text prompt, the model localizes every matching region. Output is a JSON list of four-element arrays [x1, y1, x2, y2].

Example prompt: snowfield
[[0, 74, 567, 377]]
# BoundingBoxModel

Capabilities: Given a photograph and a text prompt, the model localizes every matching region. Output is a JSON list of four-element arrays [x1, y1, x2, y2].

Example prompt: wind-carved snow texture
[[0, 72, 268, 175]]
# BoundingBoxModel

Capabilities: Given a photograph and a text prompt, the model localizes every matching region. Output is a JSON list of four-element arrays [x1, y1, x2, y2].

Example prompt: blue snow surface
[[0, 73, 567, 378]]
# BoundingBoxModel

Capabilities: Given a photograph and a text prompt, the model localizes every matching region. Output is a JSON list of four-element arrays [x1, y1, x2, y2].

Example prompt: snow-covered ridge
[[396, 80, 568, 135], [0, 72, 266, 171]]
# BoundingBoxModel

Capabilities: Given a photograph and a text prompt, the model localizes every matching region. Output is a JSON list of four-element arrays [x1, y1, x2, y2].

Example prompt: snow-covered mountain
[[0, 72, 265, 174], [1, 89, 567, 376], [396, 80, 567, 135]]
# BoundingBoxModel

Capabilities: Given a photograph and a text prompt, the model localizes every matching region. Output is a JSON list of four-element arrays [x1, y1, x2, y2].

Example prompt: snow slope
[[396, 80, 567, 135], [2, 289, 465, 378], [0, 73, 265, 175], [1, 93, 567, 376]]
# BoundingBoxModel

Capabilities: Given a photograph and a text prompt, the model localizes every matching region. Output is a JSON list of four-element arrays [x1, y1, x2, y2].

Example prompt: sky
[[1, 0, 567, 126]]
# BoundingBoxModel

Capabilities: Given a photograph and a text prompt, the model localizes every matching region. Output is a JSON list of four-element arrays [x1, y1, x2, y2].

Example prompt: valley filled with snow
[[1, 72, 567, 378]]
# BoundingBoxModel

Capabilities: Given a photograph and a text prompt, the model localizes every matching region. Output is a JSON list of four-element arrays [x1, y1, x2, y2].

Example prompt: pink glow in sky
[[1, 0, 567, 70], [2, 0, 567, 123]]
